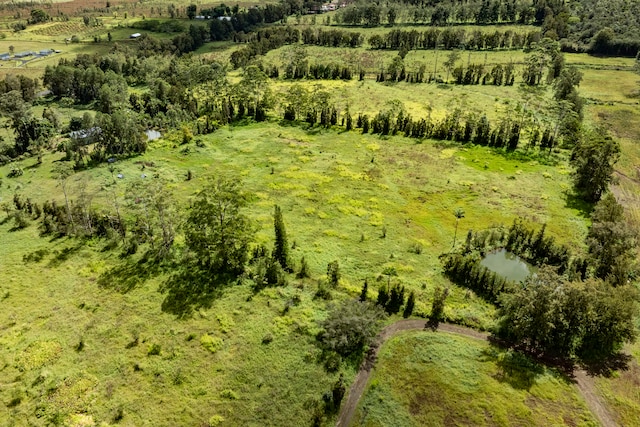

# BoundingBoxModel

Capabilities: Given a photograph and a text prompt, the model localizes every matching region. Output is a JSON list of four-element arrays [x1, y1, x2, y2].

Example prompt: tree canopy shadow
[[580, 352, 632, 377], [97, 255, 161, 293], [159, 266, 232, 319], [47, 243, 85, 267], [480, 345, 547, 391], [564, 191, 594, 218]]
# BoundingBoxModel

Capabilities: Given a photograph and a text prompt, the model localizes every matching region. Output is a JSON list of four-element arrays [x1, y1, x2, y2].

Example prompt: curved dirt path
[[336, 320, 617, 427]]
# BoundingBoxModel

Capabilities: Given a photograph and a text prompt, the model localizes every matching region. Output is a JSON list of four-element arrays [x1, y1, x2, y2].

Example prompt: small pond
[[480, 249, 537, 283], [145, 130, 162, 141]]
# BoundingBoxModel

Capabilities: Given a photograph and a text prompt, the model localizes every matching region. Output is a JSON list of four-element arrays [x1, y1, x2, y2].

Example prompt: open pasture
[[352, 331, 597, 427]]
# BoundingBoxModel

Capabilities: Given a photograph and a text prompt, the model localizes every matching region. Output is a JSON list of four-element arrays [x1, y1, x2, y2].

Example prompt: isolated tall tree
[[317, 299, 386, 359], [52, 162, 74, 232], [428, 286, 449, 330], [327, 260, 340, 288], [273, 204, 292, 271], [452, 208, 465, 248], [381, 266, 397, 287], [444, 51, 461, 83], [571, 131, 620, 202], [184, 178, 253, 277]]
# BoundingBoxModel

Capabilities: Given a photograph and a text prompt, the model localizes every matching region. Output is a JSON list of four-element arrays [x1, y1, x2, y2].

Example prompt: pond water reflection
[[480, 249, 536, 283]]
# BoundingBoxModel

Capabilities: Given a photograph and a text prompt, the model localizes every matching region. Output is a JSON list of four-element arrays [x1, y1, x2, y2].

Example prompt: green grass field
[[0, 119, 591, 425], [0, 11, 640, 426], [352, 331, 597, 426]]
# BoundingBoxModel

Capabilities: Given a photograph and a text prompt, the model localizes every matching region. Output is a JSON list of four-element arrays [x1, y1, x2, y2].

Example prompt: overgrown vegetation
[[1, 0, 640, 424]]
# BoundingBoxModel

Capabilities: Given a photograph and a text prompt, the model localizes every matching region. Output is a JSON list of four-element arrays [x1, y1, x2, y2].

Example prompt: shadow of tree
[[97, 255, 161, 293], [480, 346, 547, 391], [581, 352, 632, 377], [47, 243, 85, 267], [565, 191, 594, 218], [159, 266, 234, 319]]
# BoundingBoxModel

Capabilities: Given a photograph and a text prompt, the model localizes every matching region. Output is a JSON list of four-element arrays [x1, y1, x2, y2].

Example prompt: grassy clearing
[[352, 331, 597, 427], [0, 120, 588, 424]]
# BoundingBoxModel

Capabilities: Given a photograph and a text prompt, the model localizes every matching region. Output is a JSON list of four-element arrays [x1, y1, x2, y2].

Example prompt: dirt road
[[335, 320, 617, 427]]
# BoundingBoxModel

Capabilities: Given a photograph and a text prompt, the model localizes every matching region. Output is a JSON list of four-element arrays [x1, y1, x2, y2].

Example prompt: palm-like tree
[[452, 208, 465, 248]]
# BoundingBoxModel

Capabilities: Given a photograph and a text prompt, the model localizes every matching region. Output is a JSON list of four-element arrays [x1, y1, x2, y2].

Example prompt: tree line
[[368, 28, 542, 51], [336, 0, 551, 27]]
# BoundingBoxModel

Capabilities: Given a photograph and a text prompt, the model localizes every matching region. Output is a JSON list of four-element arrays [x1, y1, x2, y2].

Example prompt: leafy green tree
[[359, 279, 368, 302], [578, 279, 638, 360], [186, 4, 197, 20], [235, 65, 272, 117], [29, 9, 49, 24], [273, 205, 292, 271], [387, 8, 396, 26], [12, 113, 53, 156], [386, 283, 405, 314], [296, 255, 310, 279], [125, 179, 177, 259], [184, 178, 254, 277], [283, 84, 309, 121], [443, 51, 460, 83], [586, 194, 637, 286], [590, 27, 615, 54], [498, 267, 638, 361], [327, 260, 340, 288], [571, 131, 620, 202], [427, 286, 448, 330], [403, 291, 415, 318], [376, 284, 389, 308], [317, 299, 386, 359], [363, 5, 381, 27], [94, 109, 146, 157]]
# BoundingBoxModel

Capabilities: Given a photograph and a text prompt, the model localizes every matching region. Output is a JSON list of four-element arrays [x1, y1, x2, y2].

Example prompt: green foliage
[[317, 300, 386, 360], [147, 343, 161, 356], [586, 194, 637, 286], [376, 284, 389, 308], [273, 205, 292, 271], [200, 335, 223, 353], [403, 291, 416, 318], [322, 374, 346, 415], [296, 255, 310, 279], [314, 281, 332, 301], [326, 260, 340, 288], [497, 267, 638, 361], [220, 389, 238, 400], [385, 283, 405, 314], [249, 249, 287, 291], [184, 177, 253, 277], [571, 130, 620, 203], [359, 279, 368, 302], [443, 254, 512, 304], [428, 287, 449, 329], [29, 9, 49, 25]]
